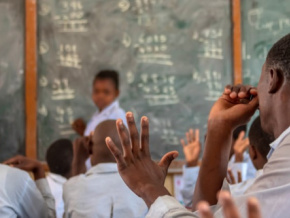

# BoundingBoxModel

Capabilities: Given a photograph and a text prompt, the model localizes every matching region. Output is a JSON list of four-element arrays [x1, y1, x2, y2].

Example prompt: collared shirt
[[267, 126, 290, 159], [147, 130, 290, 218], [47, 173, 67, 218], [0, 164, 55, 218], [63, 163, 147, 218], [84, 100, 127, 136], [180, 153, 256, 207]]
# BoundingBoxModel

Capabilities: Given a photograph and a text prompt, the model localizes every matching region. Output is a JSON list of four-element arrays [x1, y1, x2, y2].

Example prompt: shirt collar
[[267, 126, 290, 159], [48, 172, 67, 184], [94, 100, 119, 117], [85, 163, 118, 176]]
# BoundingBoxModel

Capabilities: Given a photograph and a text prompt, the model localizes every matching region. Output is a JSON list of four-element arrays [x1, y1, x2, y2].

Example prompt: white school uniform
[[63, 163, 147, 218], [47, 173, 67, 218], [147, 127, 290, 218], [0, 164, 55, 218]]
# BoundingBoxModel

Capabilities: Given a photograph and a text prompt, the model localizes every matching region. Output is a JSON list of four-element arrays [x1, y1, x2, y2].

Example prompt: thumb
[[158, 151, 179, 172], [246, 96, 259, 113]]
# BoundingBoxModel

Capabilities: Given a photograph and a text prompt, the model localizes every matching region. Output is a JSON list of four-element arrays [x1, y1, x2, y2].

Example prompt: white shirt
[[63, 163, 147, 218], [180, 153, 256, 207], [47, 173, 67, 218], [147, 129, 290, 218], [84, 100, 127, 136], [0, 164, 55, 218]]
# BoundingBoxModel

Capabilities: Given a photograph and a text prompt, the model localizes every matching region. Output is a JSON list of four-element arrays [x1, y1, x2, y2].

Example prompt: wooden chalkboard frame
[[25, 0, 37, 159], [24, 0, 243, 167]]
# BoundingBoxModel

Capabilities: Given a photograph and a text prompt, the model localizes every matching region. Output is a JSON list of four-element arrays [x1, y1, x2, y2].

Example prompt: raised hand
[[193, 85, 259, 208], [72, 118, 86, 136], [181, 129, 201, 167], [208, 85, 259, 128], [233, 131, 250, 162], [105, 112, 179, 207], [3, 155, 45, 180], [227, 169, 242, 184], [71, 136, 92, 176], [196, 191, 261, 218]]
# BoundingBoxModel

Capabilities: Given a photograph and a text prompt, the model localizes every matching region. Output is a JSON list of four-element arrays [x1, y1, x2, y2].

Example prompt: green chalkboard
[[242, 0, 290, 86], [0, 0, 25, 162], [37, 0, 233, 160]]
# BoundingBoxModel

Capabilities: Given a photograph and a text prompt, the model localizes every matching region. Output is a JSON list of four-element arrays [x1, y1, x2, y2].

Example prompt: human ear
[[268, 68, 284, 94], [249, 145, 257, 161]]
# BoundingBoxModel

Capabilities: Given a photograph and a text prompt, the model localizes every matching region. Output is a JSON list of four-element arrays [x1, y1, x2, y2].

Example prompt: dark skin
[[3, 155, 46, 180], [72, 78, 120, 136], [106, 112, 179, 207], [249, 145, 267, 170], [192, 61, 290, 208], [71, 136, 92, 176], [71, 120, 122, 176]]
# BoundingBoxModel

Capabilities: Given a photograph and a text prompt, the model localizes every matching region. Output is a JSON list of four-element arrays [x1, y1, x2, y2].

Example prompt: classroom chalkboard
[[0, 0, 25, 162], [37, 0, 233, 160], [242, 0, 290, 86]]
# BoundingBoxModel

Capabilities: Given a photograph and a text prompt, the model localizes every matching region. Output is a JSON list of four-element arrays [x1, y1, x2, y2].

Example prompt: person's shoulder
[[64, 174, 84, 189], [0, 164, 31, 181]]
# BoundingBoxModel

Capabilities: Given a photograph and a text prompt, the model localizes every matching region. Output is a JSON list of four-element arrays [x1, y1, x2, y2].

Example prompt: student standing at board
[[72, 70, 127, 170], [72, 70, 127, 137]]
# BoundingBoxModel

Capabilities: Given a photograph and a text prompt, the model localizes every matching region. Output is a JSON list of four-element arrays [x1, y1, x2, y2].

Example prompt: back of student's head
[[249, 117, 274, 159], [233, 125, 247, 141], [92, 120, 122, 164], [266, 33, 290, 80], [46, 139, 73, 178], [93, 70, 119, 90]]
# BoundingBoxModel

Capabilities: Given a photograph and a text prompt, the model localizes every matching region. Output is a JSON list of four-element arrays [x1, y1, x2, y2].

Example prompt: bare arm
[[192, 85, 259, 208]]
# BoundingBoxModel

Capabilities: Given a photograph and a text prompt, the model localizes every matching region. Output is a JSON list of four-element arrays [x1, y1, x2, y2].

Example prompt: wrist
[[33, 163, 45, 180], [139, 183, 171, 208], [186, 160, 198, 167], [234, 153, 244, 162]]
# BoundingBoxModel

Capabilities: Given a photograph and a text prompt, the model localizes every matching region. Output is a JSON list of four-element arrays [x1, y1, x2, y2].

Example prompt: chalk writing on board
[[55, 106, 75, 136], [193, 69, 222, 101], [58, 44, 82, 69], [118, 0, 130, 12], [138, 74, 178, 106], [38, 2, 51, 16], [242, 42, 251, 60], [193, 28, 224, 60], [39, 76, 48, 87], [39, 41, 49, 55], [54, 1, 88, 33], [126, 71, 135, 84], [248, 8, 290, 35], [159, 120, 179, 146], [51, 78, 75, 100], [38, 104, 48, 117], [135, 34, 172, 66]]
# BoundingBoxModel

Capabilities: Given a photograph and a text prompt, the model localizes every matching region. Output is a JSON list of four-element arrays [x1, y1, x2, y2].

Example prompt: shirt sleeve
[[35, 178, 56, 218], [180, 165, 200, 207], [146, 195, 199, 218]]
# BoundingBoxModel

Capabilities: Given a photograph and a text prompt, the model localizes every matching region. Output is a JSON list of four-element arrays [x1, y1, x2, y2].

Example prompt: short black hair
[[46, 139, 73, 177], [249, 116, 274, 159], [93, 70, 119, 90], [233, 125, 247, 141], [266, 33, 290, 80]]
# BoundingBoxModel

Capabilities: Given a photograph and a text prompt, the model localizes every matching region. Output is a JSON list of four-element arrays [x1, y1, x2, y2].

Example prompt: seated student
[[181, 116, 273, 206], [226, 116, 274, 196], [104, 33, 290, 217], [63, 120, 147, 218], [2, 155, 55, 218], [72, 70, 127, 170], [46, 139, 73, 218], [180, 126, 255, 207]]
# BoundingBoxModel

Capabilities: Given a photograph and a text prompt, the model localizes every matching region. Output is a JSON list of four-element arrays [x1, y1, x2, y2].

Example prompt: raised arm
[[192, 85, 259, 208], [105, 112, 178, 207]]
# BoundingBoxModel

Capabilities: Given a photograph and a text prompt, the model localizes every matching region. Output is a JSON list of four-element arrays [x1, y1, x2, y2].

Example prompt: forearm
[[192, 119, 233, 208], [140, 184, 171, 208], [71, 158, 87, 176], [35, 179, 56, 218]]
